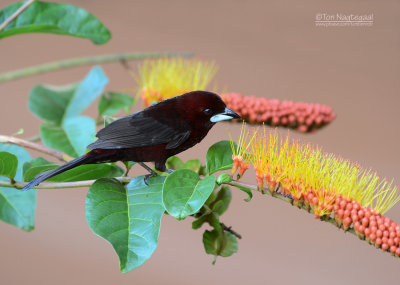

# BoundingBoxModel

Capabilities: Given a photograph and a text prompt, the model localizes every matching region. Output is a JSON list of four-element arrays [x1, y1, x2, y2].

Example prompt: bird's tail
[[22, 154, 92, 191]]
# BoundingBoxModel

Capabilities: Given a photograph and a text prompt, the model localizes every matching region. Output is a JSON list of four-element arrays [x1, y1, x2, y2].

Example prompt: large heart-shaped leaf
[[206, 140, 236, 174], [0, 1, 111, 44], [40, 116, 96, 157], [29, 67, 107, 157], [86, 176, 165, 273], [162, 169, 216, 220], [0, 144, 36, 231], [29, 66, 108, 125]]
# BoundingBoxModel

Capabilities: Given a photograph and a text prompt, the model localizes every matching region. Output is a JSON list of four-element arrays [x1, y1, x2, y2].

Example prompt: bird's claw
[[144, 173, 158, 186]]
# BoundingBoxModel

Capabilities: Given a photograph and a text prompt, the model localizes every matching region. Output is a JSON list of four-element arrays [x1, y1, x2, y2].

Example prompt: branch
[[0, 176, 135, 189], [0, 51, 193, 83], [0, 0, 35, 32], [0, 135, 73, 162]]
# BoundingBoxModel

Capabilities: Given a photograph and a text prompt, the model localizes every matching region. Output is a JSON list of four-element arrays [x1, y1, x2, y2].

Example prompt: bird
[[22, 90, 240, 191]]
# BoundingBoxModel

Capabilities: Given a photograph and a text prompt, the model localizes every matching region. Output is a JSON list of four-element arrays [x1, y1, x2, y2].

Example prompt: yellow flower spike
[[137, 58, 218, 106], [227, 126, 400, 216], [373, 179, 400, 214]]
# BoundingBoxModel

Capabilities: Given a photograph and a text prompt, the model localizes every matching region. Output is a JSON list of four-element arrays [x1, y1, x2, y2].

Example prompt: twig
[[27, 135, 41, 142], [0, 177, 135, 189], [0, 135, 73, 162], [0, 51, 193, 83], [119, 58, 136, 77], [0, 0, 35, 32], [222, 223, 242, 239]]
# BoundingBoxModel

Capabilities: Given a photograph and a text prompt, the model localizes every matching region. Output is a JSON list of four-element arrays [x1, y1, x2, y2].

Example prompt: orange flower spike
[[231, 155, 242, 176], [229, 122, 257, 179], [237, 160, 250, 179]]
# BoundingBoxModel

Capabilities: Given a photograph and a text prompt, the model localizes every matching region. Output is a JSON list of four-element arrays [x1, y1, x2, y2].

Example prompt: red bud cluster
[[332, 196, 400, 257], [221, 93, 336, 132], [280, 187, 400, 257]]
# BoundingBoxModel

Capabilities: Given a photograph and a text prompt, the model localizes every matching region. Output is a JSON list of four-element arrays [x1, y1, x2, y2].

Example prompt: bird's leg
[[155, 161, 174, 174], [138, 162, 158, 185], [138, 162, 158, 176]]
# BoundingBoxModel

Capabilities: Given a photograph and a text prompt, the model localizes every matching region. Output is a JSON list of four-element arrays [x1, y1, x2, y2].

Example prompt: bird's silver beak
[[210, 108, 241, 122]]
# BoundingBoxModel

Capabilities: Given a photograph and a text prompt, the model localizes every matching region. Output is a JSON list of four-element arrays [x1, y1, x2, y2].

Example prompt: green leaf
[[165, 156, 185, 170], [85, 176, 165, 273], [234, 183, 253, 202], [29, 66, 108, 125], [192, 214, 209, 230], [183, 159, 201, 172], [211, 186, 232, 216], [98, 92, 135, 117], [30, 67, 108, 156], [163, 169, 216, 220], [0, 151, 18, 180], [192, 212, 220, 231], [203, 230, 238, 264], [23, 157, 123, 182], [122, 161, 136, 174], [40, 116, 96, 157], [0, 144, 36, 231], [166, 156, 202, 172], [206, 140, 236, 174], [23, 157, 52, 174], [203, 229, 220, 256], [0, 1, 111, 44], [219, 232, 238, 257]]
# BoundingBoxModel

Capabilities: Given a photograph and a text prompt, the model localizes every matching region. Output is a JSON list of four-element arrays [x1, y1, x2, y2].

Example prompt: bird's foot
[[164, 168, 174, 174], [143, 173, 158, 185], [138, 162, 159, 185]]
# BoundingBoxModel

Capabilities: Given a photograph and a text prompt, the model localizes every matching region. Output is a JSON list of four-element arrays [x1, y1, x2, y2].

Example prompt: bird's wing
[[87, 112, 191, 149]]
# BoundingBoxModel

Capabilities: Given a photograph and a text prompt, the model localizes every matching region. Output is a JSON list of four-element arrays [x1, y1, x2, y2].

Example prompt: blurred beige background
[[1, 0, 399, 284]]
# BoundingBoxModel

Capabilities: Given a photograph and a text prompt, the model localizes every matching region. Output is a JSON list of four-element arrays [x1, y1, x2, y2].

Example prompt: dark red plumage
[[22, 91, 240, 191]]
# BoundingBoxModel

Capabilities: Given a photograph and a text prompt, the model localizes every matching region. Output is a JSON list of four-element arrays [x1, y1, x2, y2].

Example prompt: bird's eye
[[203, 108, 212, 115]]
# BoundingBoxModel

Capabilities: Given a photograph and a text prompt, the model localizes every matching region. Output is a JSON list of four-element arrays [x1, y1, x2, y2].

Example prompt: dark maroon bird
[[22, 91, 240, 191]]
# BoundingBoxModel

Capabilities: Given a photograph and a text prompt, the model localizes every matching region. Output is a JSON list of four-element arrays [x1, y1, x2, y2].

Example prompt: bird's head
[[178, 91, 240, 126]]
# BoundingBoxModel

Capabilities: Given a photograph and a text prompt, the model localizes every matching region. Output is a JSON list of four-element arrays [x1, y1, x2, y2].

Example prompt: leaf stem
[[0, 135, 73, 162], [0, 0, 35, 32], [0, 51, 193, 83]]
